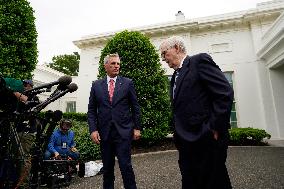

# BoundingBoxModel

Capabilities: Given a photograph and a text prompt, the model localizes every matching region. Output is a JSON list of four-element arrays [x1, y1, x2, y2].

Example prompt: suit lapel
[[101, 77, 110, 103], [174, 56, 191, 102]]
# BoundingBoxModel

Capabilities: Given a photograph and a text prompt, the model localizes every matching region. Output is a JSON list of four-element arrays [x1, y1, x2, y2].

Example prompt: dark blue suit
[[171, 53, 233, 189], [88, 76, 141, 189]]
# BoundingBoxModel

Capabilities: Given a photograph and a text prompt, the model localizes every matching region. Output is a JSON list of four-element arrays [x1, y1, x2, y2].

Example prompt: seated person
[[44, 119, 80, 160]]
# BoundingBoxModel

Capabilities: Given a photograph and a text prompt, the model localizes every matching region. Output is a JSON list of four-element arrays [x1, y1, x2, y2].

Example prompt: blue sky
[[27, 0, 265, 64]]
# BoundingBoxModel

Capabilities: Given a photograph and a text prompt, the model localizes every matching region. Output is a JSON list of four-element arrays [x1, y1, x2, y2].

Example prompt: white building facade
[[32, 64, 78, 113], [72, 0, 284, 139]]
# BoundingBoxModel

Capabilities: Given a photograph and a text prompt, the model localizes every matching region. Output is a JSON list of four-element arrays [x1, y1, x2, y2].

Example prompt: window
[[66, 101, 76, 113], [223, 72, 238, 128]]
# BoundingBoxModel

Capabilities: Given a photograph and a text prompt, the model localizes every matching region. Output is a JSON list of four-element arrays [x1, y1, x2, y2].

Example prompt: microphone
[[32, 83, 78, 113], [42, 110, 63, 153], [52, 110, 63, 122], [66, 83, 78, 93], [24, 75, 72, 94]]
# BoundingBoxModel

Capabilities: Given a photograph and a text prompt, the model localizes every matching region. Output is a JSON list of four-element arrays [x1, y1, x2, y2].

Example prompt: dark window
[[224, 72, 237, 128], [66, 101, 76, 113]]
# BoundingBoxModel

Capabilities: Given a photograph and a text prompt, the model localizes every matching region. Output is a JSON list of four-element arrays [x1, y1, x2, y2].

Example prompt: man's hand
[[133, 129, 141, 140], [14, 92, 28, 102], [54, 152, 60, 159], [71, 147, 78, 152], [91, 131, 101, 144], [212, 130, 218, 140], [54, 152, 60, 157]]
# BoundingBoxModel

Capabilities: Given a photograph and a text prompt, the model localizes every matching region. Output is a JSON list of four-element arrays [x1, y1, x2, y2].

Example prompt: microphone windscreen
[[45, 110, 54, 120], [68, 83, 78, 92], [53, 110, 63, 122], [58, 75, 72, 86]]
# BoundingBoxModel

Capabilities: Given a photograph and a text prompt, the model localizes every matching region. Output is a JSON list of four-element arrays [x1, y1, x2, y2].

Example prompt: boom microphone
[[49, 79, 72, 98], [32, 83, 78, 113], [53, 110, 63, 122], [24, 75, 72, 94], [67, 83, 78, 93]]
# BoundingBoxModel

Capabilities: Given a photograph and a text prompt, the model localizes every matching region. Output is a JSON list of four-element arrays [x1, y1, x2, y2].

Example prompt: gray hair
[[159, 36, 187, 53], [103, 53, 120, 64]]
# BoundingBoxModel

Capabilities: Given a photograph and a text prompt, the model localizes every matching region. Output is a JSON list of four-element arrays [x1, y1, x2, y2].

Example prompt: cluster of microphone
[[23, 76, 78, 113]]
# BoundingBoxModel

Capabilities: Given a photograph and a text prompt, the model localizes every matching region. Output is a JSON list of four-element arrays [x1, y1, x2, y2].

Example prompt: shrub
[[0, 0, 38, 79], [63, 112, 87, 122], [229, 127, 271, 146], [98, 30, 171, 145], [72, 121, 101, 161]]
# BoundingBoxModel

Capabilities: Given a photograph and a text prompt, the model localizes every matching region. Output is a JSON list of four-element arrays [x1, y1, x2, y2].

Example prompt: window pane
[[231, 121, 237, 128], [232, 102, 235, 111], [66, 101, 76, 113], [224, 72, 237, 127], [230, 112, 237, 121]]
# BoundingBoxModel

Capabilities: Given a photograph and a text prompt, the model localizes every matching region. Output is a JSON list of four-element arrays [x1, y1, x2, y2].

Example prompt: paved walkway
[[266, 139, 284, 147], [67, 145, 284, 189]]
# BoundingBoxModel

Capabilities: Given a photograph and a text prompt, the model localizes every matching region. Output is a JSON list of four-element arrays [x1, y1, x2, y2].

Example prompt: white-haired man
[[160, 36, 234, 189]]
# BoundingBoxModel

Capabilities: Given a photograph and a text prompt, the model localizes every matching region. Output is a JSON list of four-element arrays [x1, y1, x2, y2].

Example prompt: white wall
[[32, 65, 78, 112], [269, 65, 284, 138], [76, 47, 104, 112]]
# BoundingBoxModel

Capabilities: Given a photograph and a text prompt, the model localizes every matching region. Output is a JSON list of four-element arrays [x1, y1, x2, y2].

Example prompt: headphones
[[59, 119, 72, 130]]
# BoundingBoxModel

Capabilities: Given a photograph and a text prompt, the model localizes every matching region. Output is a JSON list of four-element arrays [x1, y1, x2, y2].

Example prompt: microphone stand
[[32, 89, 70, 113]]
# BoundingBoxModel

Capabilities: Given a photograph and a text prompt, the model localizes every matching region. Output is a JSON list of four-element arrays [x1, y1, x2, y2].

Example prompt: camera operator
[[16, 79, 39, 139], [0, 77, 28, 112], [0, 76, 36, 188], [44, 119, 80, 160]]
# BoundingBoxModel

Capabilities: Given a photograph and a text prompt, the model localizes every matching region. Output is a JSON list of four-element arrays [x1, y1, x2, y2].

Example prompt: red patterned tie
[[109, 79, 115, 103]]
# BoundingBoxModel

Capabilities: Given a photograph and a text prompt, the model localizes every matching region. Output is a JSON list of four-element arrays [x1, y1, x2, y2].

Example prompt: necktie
[[109, 79, 115, 103], [173, 69, 180, 99]]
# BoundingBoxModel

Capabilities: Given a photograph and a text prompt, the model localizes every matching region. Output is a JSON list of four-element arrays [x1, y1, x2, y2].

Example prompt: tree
[[99, 30, 171, 144], [48, 52, 80, 76], [0, 0, 38, 79]]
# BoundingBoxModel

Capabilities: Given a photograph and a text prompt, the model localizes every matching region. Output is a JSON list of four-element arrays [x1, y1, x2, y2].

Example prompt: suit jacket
[[171, 53, 234, 142], [88, 76, 141, 141]]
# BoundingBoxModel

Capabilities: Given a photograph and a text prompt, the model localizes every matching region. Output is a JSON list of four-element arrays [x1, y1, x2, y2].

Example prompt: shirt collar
[[107, 76, 117, 83], [178, 55, 187, 69]]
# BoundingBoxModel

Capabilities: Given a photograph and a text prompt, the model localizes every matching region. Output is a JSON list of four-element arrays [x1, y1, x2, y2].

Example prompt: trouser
[[101, 125, 136, 189], [175, 131, 232, 189], [17, 132, 36, 188]]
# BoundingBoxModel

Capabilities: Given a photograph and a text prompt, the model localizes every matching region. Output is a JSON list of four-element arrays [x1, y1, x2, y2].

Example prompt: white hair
[[160, 36, 187, 53], [103, 53, 119, 64]]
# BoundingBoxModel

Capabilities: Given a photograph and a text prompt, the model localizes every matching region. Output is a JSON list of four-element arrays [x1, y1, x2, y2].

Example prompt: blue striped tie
[[173, 69, 180, 99]]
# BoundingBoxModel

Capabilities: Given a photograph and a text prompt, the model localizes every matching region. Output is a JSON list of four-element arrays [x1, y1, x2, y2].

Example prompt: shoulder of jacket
[[120, 76, 132, 82], [93, 78, 104, 85], [190, 53, 210, 59]]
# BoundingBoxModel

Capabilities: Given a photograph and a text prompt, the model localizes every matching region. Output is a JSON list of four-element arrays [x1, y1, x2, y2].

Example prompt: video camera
[[0, 77, 19, 113], [0, 75, 79, 188]]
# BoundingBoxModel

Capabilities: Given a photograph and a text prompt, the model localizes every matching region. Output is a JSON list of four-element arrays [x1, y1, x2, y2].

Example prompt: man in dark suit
[[88, 53, 141, 189], [160, 36, 234, 189]]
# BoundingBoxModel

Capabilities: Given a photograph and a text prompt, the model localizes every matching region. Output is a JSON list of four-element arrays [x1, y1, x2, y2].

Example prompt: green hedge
[[71, 124, 272, 161], [42, 112, 272, 160], [229, 127, 271, 146], [0, 0, 38, 79], [63, 112, 87, 122], [72, 121, 100, 161]]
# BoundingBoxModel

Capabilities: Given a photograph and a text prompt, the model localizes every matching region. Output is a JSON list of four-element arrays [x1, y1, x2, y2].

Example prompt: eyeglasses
[[160, 47, 172, 59]]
